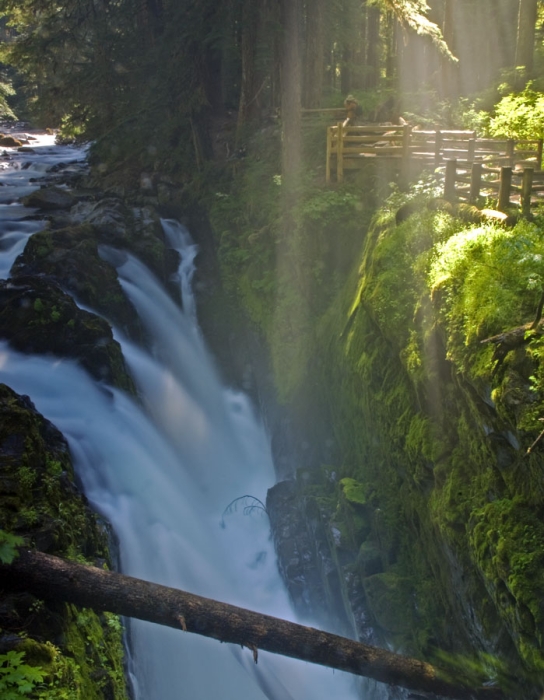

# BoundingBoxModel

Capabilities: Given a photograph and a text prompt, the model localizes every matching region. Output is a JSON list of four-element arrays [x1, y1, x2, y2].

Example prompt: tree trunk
[[384, 10, 396, 82], [237, 0, 261, 137], [440, 0, 458, 98], [279, 0, 302, 198], [365, 4, 380, 89], [302, 0, 325, 108], [340, 47, 352, 95], [3, 549, 506, 700], [515, 0, 538, 74]]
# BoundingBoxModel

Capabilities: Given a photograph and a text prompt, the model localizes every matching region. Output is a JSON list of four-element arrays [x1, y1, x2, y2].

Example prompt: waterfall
[[0, 138, 361, 699]]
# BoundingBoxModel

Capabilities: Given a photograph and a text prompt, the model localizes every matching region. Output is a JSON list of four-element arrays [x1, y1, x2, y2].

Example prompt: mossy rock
[[357, 540, 384, 577], [0, 384, 128, 700], [11, 224, 141, 338], [468, 497, 544, 668], [0, 383, 104, 555], [362, 570, 415, 641], [0, 276, 133, 392], [22, 186, 75, 211]]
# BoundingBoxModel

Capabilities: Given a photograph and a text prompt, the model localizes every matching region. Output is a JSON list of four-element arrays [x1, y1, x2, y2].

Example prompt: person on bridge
[[343, 94, 359, 126]]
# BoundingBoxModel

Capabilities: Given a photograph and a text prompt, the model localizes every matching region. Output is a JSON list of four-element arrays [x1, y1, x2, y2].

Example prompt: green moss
[[468, 497, 544, 663], [363, 569, 415, 642], [0, 385, 128, 700], [339, 478, 367, 505]]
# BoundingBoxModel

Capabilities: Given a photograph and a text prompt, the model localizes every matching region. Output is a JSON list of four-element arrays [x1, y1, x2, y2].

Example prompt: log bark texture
[[2, 549, 505, 700]]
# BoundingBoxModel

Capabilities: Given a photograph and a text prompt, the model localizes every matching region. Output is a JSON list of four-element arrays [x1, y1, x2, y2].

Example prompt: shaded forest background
[[0, 0, 542, 185]]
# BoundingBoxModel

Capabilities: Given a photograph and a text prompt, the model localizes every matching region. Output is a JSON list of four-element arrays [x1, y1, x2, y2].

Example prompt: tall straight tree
[[279, 0, 302, 193], [515, 0, 538, 74], [302, 0, 326, 108], [237, 0, 262, 136], [365, 3, 381, 89]]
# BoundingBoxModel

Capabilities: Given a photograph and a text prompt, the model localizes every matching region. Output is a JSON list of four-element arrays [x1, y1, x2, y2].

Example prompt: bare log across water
[[2, 549, 505, 700]]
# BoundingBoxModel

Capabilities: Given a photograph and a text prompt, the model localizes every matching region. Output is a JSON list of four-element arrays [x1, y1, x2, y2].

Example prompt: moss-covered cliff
[[0, 384, 128, 700], [211, 163, 544, 693], [312, 203, 544, 681]]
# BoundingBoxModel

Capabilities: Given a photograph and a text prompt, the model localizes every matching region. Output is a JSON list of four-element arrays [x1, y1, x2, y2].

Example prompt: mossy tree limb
[[3, 549, 505, 700]]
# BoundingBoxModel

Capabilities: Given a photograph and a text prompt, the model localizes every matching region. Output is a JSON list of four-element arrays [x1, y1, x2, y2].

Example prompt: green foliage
[[0, 651, 44, 699], [0, 77, 16, 120], [489, 85, 544, 140], [0, 529, 23, 564], [429, 220, 544, 374]]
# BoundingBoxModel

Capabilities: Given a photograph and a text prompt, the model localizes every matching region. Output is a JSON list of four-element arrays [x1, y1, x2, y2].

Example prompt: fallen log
[[2, 549, 504, 700]]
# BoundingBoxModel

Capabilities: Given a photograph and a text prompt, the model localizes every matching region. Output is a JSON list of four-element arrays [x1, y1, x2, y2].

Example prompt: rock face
[[0, 384, 128, 700], [267, 477, 381, 647], [257, 205, 544, 693]]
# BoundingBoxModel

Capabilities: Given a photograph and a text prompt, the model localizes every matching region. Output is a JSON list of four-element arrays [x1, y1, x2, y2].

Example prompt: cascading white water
[[0, 133, 363, 700], [0, 132, 88, 277]]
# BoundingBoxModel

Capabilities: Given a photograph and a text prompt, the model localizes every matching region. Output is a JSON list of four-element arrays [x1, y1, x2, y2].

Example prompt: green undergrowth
[[0, 384, 128, 700], [210, 128, 376, 402]]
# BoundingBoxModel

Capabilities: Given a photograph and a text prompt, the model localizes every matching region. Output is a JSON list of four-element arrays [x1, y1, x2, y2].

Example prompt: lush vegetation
[[0, 386, 128, 700], [1, 0, 544, 696]]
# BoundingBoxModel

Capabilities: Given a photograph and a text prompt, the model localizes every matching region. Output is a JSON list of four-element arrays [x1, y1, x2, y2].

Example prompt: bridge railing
[[326, 123, 543, 184], [443, 160, 544, 216]]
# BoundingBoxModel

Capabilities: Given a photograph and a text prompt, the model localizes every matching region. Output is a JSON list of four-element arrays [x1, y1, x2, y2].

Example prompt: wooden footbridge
[[326, 122, 544, 213]]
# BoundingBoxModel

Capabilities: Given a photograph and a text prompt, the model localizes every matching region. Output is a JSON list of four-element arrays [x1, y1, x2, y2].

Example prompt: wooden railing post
[[469, 162, 483, 203], [537, 139, 543, 171], [326, 126, 333, 184], [498, 166, 512, 211], [506, 139, 515, 166], [444, 159, 457, 202], [337, 121, 344, 183], [467, 138, 475, 163], [402, 124, 412, 183], [521, 167, 534, 218], [434, 129, 442, 168]]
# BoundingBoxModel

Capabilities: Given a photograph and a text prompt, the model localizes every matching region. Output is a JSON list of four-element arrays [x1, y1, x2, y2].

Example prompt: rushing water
[[0, 134, 364, 699]]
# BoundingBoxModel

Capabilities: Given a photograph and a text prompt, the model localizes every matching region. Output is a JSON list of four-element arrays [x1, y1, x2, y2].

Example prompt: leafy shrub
[[0, 651, 44, 699], [489, 85, 544, 140], [0, 530, 23, 564], [429, 220, 544, 373]]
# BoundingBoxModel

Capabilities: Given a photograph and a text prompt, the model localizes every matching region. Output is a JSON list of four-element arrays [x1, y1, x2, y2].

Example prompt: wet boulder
[[11, 224, 141, 339], [0, 135, 23, 148], [22, 186, 76, 211], [0, 276, 133, 392]]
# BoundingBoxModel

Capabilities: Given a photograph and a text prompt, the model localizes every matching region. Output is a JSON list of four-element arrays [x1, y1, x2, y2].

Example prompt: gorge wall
[[204, 168, 544, 696]]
